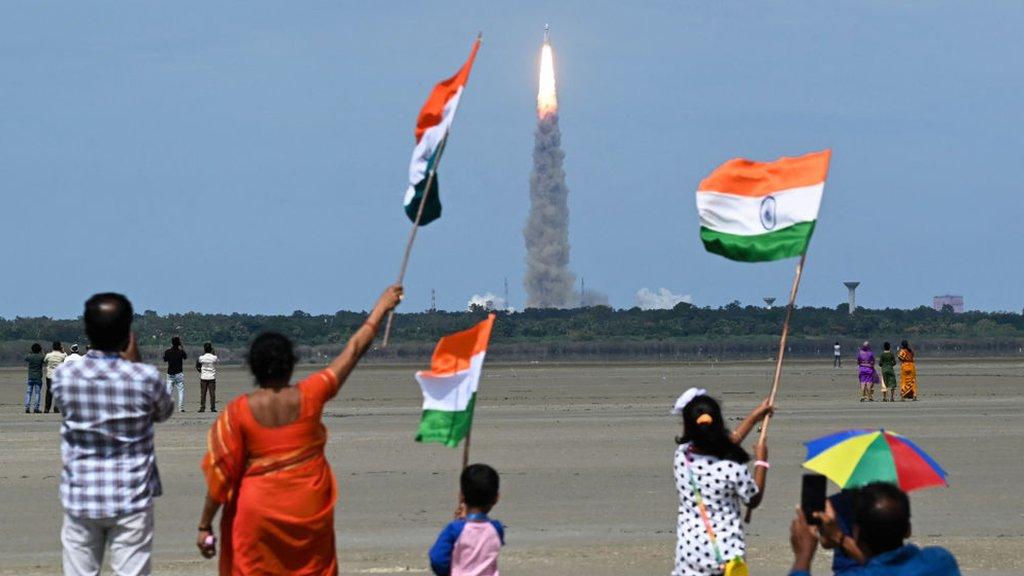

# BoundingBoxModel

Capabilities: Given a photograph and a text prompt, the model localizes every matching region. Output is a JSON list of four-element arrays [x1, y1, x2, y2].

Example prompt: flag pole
[[382, 32, 483, 348], [461, 427, 472, 470], [755, 251, 808, 444]]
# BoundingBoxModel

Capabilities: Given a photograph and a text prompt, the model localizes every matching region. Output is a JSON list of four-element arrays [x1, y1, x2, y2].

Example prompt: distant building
[[933, 295, 964, 313]]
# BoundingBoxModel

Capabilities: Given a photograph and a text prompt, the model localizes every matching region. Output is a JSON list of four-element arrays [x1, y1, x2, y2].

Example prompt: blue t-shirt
[[790, 544, 960, 576]]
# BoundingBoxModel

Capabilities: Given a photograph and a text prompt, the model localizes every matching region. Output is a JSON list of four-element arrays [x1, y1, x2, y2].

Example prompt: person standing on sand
[[24, 343, 45, 413], [196, 284, 403, 575], [857, 342, 877, 402], [898, 340, 918, 401], [163, 336, 188, 412], [877, 342, 897, 403], [65, 344, 84, 363], [196, 342, 218, 413], [671, 389, 772, 576], [44, 341, 67, 413], [833, 342, 842, 368], [53, 293, 174, 575]]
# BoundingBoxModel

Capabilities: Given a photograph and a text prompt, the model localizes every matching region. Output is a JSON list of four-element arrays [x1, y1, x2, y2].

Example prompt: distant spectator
[[196, 342, 218, 413], [898, 340, 918, 401], [877, 343, 897, 403], [44, 341, 68, 413], [163, 336, 187, 412], [24, 343, 45, 413], [52, 293, 173, 575], [429, 464, 505, 576], [833, 341, 842, 368], [65, 344, 84, 363], [788, 482, 961, 575], [857, 342, 877, 403]]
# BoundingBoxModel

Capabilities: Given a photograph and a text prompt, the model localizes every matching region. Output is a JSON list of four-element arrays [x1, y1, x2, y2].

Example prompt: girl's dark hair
[[677, 395, 750, 464], [248, 332, 297, 387], [900, 340, 912, 352], [31, 343, 42, 353], [171, 336, 182, 348], [883, 341, 891, 350], [204, 342, 213, 353]]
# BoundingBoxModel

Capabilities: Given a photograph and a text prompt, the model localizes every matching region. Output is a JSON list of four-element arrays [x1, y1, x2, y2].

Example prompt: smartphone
[[801, 473, 827, 525]]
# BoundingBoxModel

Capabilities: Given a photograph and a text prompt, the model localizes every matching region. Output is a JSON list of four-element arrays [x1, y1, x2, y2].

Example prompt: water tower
[[763, 297, 776, 309], [844, 282, 861, 315]]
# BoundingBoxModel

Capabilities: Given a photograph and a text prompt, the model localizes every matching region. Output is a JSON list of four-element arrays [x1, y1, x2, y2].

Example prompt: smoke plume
[[636, 287, 693, 310], [524, 40, 575, 308]]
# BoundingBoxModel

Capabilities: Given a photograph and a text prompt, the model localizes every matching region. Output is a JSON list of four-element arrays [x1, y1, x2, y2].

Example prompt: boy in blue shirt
[[429, 464, 504, 576]]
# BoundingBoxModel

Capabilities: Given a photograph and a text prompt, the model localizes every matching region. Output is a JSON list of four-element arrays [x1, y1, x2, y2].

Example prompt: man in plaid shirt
[[53, 293, 174, 575]]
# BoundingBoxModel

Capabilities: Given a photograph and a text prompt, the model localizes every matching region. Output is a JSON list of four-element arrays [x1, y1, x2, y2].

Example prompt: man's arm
[[789, 507, 818, 576]]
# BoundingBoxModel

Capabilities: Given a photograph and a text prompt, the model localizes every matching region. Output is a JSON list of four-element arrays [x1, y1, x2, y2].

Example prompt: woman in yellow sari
[[196, 285, 402, 575], [898, 339, 918, 401]]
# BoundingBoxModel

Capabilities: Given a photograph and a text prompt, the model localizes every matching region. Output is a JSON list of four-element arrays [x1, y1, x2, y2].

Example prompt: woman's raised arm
[[326, 285, 403, 387]]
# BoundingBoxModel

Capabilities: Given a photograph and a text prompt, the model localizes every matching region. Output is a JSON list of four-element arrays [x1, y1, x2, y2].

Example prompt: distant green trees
[[1, 304, 1021, 365]]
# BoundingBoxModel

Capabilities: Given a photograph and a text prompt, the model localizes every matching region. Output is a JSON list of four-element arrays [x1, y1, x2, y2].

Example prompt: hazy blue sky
[[2, 1, 1021, 317]]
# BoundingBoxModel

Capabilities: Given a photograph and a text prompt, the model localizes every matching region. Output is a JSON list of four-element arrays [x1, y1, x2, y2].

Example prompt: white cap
[[671, 387, 708, 415]]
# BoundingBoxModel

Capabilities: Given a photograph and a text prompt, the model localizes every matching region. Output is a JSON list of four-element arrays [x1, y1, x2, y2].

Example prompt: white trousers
[[166, 373, 185, 411], [62, 508, 153, 576]]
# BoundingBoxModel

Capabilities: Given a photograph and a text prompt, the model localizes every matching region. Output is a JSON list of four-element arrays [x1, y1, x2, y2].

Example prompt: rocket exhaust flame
[[537, 43, 557, 118]]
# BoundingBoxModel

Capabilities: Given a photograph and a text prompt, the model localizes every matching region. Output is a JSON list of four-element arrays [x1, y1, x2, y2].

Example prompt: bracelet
[[754, 460, 770, 469], [198, 525, 212, 532]]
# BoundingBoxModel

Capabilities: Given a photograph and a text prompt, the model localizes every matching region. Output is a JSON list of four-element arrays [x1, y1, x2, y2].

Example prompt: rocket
[[544, 23, 549, 44]]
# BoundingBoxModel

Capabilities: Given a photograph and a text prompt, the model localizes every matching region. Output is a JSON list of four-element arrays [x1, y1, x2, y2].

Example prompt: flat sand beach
[[2, 359, 1022, 575]]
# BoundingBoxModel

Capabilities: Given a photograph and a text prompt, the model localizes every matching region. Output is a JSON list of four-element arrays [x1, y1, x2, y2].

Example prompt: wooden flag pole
[[461, 427, 472, 470], [756, 252, 808, 444], [381, 135, 450, 347]]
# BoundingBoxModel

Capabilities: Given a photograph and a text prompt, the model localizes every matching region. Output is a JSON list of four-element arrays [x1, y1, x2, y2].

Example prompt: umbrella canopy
[[803, 429, 948, 492]]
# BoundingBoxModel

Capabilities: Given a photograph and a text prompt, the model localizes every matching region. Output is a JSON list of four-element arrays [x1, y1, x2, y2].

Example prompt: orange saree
[[202, 370, 341, 575], [898, 348, 917, 400]]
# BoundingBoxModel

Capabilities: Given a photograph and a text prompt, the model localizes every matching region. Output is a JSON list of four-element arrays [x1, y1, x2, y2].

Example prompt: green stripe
[[845, 433, 899, 487], [700, 221, 816, 262], [405, 147, 443, 226], [415, 393, 475, 448]]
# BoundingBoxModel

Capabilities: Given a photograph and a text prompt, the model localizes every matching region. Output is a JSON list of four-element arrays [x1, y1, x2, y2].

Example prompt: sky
[[2, 1, 1022, 318]]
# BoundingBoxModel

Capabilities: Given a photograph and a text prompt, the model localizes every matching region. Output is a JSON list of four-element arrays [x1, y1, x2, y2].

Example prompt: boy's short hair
[[461, 463, 500, 509]]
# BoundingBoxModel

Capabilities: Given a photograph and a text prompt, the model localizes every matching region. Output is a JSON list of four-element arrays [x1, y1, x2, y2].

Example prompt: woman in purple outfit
[[857, 341, 877, 402]]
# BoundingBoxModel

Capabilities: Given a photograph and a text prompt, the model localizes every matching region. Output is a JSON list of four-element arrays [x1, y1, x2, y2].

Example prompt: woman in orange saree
[[898, 339, 918, 401], [196, 285, 402, 575]]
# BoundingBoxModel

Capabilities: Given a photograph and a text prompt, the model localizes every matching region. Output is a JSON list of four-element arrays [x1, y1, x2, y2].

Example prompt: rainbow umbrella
[[803, 429, 948, 492]]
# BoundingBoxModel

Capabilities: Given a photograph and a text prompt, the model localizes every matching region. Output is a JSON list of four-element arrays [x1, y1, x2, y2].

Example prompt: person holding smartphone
[[670, 389, 773, 576]]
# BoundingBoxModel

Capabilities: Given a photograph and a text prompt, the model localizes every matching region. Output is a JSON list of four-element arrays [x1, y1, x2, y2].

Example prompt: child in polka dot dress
[[671, 389, 773, 576]]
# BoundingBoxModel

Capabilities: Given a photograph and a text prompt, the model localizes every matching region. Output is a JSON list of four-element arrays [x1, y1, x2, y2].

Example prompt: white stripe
[[697, 183, 823, 237], [404, 88, 463, 206], [415, 350, 484, 412]]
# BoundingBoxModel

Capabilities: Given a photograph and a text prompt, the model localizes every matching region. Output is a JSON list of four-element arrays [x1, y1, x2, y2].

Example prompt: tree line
[[1, 303, 1022, 365]]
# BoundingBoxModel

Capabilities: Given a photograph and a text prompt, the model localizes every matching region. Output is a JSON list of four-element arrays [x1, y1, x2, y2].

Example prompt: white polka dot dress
[[673, 443, 758, 576]]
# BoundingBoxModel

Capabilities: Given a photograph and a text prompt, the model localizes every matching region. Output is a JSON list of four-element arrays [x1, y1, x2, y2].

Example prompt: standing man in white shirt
[[833, 341, 842, 368], [44, 341, 67, 413], [196, 342, 218, 413]]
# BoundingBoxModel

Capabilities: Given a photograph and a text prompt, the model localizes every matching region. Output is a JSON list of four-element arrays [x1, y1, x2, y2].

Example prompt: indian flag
[[415, 314, 495, 447], [696, 149, 831, 262], [404, 36, 481, 226]]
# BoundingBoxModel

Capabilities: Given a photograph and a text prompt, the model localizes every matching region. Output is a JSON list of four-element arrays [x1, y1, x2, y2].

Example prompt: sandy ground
[[2, 359, 1022, 575]]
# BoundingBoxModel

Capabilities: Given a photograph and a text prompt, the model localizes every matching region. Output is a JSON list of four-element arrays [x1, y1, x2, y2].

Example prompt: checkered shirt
[[52, 350, 174, 518]]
